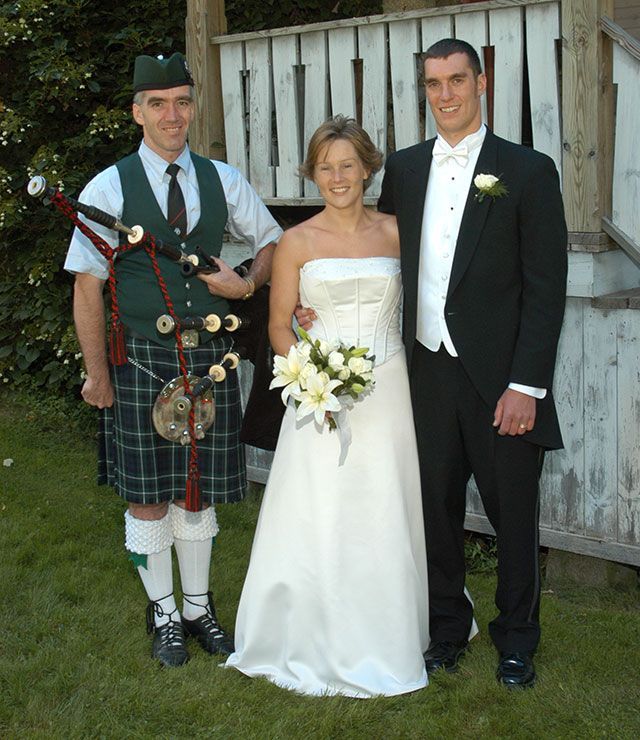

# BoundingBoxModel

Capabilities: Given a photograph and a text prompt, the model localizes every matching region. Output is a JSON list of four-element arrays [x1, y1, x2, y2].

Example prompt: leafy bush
[[226, 0, 382, 32], [0, 0, 187, 395], [465, 533, 498, 573], [0, 0, 381, 399]]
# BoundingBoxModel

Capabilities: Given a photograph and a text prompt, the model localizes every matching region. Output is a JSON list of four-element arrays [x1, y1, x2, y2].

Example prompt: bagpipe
[[28, 175, 284, 510]]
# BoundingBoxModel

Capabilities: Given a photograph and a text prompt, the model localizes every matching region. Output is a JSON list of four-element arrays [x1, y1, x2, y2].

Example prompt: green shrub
[[226, 0, 382, 32], [0, 0, 188, 396]]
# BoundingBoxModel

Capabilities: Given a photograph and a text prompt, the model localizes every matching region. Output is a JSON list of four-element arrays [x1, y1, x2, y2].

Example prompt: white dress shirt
[[64, 141, 283, 279], [417, 124, 545, 399]]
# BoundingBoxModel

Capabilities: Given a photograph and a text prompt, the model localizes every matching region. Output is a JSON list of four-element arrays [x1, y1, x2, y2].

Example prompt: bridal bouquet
[[270, 328, 375, 430]]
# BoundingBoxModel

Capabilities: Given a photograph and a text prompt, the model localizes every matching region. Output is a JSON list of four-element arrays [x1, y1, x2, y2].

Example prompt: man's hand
[[197, 257, 249, 301], [81, 374, 114, 408], [294, 302, 317, 330], [493, 388, 536, 436]]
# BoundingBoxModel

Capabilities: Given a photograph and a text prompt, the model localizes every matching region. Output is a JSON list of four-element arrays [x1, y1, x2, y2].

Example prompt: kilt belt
[[98, 334, 246, 504]]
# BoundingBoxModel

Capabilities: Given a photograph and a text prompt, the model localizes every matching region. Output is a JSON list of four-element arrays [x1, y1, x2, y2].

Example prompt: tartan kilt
[[98, 334, 246, 504]]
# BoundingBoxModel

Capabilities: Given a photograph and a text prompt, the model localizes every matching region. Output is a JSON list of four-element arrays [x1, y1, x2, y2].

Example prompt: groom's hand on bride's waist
[[294, 302, 316, 330]]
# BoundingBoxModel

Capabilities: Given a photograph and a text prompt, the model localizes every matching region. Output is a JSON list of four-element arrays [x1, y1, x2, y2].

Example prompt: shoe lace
[[158, 619, 185, 647], [183, 590, 225, 637], [146, 593, 180, 636]]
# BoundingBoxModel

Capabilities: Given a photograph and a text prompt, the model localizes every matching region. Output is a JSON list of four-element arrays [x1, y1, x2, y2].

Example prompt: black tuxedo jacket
[[379, 130, 568, 449]]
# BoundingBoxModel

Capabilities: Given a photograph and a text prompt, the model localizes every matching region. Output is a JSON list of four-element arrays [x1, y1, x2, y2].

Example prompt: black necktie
[[166, 163, 187, 239]]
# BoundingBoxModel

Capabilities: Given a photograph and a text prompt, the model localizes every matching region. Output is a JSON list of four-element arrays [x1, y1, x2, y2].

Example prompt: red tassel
[[185, 471, 201, 512], [109, 320, 127, 366]]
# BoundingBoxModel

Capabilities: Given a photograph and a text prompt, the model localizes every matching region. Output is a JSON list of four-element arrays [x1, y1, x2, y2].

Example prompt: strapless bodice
[[299, 257, 403, 364]]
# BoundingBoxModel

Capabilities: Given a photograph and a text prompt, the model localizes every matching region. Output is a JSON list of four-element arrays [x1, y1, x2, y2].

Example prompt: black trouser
[[410, 343, 543, 654]]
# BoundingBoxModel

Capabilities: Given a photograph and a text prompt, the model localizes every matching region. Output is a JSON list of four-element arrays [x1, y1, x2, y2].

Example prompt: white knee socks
[[124, 510, 177, 627], [170, 504, 219, 620]]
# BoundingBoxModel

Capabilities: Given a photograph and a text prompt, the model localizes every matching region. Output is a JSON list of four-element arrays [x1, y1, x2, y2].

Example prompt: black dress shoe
[[182, 592, 234, 656], [424, 640, 468, 674], [151, 620, 190, 667], [496, 652, 536, 688]]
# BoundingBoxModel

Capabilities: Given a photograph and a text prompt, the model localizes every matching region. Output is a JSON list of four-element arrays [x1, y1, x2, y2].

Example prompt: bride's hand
[[295, 302, 317, 330]]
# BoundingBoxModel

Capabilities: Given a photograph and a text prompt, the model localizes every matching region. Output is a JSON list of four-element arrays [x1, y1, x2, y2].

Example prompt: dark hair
[[133, 87, 195, 106], [424, 38, 482, 78], [299, 115, 383, 191]]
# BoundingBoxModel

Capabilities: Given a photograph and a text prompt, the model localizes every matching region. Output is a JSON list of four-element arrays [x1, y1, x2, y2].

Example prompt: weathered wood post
[[561, 0, 614, 238], [186, 0, 227, 159], [546, 0, 640, 580]]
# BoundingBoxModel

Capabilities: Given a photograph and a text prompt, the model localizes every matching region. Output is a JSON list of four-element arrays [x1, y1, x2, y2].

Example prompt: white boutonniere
[[474, 173, 508, 203]]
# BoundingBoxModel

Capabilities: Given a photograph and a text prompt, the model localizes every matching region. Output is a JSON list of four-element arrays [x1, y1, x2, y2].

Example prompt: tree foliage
[[226, 0, 382, 32], [0, 0, 188, 394], [0, 0, 381, 397]]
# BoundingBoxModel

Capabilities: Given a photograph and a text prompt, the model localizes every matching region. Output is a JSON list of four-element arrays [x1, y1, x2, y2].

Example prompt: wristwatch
[[241, 276, 256, 301]]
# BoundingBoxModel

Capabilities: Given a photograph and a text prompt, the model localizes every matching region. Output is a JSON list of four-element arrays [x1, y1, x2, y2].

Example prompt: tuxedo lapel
[[447, 131, 499, 298], [400, 140, 433, 306]]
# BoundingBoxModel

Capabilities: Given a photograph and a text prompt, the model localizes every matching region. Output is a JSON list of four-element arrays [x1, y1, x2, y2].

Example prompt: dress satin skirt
[[226, 259, 429, 697]]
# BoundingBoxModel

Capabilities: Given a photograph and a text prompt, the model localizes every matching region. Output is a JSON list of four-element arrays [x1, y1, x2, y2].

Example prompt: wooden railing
[[600, 16, 640, 264], [211, 0, 562, 204]]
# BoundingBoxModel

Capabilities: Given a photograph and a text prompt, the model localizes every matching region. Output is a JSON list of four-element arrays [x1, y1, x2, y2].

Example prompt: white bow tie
[[432, 140, 469, 167]]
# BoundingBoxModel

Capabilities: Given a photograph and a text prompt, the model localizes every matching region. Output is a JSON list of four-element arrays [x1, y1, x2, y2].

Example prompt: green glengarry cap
[[133, 52, 194, 93]]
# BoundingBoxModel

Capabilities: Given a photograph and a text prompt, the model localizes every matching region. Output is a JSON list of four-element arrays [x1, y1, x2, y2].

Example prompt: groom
[[378, 38, 567, 688]]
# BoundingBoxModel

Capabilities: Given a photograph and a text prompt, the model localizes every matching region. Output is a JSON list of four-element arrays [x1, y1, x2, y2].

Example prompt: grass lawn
[[1, 398, 639, 739]]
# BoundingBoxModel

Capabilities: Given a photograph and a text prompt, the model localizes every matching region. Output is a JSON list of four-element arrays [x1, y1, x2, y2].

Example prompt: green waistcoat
[[115, 151, 229, 348]]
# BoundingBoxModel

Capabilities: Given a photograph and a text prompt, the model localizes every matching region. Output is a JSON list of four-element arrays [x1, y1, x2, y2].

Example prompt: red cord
[[51, 190, 202, 510]]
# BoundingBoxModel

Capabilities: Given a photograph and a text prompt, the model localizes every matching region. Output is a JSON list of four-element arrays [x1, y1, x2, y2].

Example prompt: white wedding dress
[[226, 257, 429, 697]]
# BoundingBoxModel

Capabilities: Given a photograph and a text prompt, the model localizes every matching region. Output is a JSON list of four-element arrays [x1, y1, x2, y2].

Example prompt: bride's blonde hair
[[299, 115, 383, 191]]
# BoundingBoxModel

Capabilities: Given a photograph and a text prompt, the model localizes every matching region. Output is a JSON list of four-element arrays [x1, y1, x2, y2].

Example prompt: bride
[[225, 116, 429, 697]]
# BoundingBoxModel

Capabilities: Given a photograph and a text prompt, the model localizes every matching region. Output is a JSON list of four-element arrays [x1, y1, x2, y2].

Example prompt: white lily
[[270, 343, 312, 403], [295, 372, 343, 425], [298, 360, 319, 389]]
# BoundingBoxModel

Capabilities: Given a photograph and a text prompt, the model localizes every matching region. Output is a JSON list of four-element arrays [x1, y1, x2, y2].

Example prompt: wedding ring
[[519, 423, 526, 429]]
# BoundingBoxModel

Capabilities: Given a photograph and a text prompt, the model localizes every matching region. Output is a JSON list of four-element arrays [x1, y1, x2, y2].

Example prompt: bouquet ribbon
[[333, 396, 354, 466]]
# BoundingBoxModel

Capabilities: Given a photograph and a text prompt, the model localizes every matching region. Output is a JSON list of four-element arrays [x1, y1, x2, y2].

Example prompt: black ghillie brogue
[[424, 640, 468, 674], [182, 591, 234, 656], [496, 652, 536, 689], [146, 600, 189, 667]]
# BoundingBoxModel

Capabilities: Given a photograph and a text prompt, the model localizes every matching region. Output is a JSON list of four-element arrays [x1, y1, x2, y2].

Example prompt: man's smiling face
[[424, 52, 486, 147], [132, 85, 195, 163]]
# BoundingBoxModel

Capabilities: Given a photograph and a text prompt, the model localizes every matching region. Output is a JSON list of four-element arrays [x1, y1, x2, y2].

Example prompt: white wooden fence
[[215, 4, 640, 567], [600, 18, 640, 264], [214, 0, 562, 203]]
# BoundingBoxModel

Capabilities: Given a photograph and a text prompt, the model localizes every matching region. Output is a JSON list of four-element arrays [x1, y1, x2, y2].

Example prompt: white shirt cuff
[[508, 382, 547, 399]]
